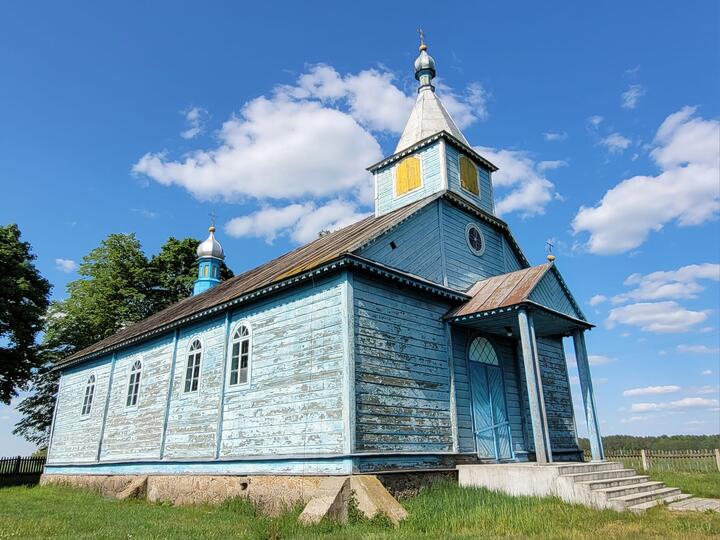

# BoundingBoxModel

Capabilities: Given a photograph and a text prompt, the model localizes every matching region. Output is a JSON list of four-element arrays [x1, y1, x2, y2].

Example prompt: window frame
[[468, 336, 500, 366], [392, 155, 424, 199], [80, 372, 96, 418], [183, 336, 204, 394], [226, 321, 252, 390], [125, 358, 143, 409], [457, 154, 481, 198], [465, 222, 486, 256]]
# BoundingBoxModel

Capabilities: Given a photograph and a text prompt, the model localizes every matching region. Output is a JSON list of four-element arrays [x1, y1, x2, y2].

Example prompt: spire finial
[[546, 240, 556, 262], [418, 28, 427, 51]]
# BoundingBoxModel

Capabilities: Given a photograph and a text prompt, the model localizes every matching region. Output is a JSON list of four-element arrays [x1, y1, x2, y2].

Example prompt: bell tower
[[369, 36, 498, 217], [193, 224, 225, 295]]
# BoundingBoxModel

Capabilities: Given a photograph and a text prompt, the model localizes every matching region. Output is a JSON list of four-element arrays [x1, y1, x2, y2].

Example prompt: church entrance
[[468, 337, 513, 460]]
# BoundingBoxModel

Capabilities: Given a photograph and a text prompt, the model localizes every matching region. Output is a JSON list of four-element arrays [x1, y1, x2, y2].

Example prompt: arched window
[[459, 155, 479, 196], [395, 156, 421, 196], [229, 324, 251, 386], [81, 374, 96, 416], [204, 265, 209, 277], [184, 339, 202, 393], [126, 359, 142, 407], [469, 337, 499, 366]]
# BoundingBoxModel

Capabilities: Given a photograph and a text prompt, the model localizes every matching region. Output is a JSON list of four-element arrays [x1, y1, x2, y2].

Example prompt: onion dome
[[196, 226, 225, 260], [414, 44, 436, 76]]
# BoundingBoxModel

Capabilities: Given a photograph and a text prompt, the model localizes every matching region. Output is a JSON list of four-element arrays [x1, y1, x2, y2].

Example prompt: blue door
[[469, 337, 513, 460]]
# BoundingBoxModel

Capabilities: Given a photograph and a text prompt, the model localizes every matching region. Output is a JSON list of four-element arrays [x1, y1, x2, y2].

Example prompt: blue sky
[[1, 1, 718, 454]]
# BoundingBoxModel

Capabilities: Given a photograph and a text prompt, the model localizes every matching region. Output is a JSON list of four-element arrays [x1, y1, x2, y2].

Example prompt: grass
[[0, 481, 718, 539], [647, 471, 720, 499]]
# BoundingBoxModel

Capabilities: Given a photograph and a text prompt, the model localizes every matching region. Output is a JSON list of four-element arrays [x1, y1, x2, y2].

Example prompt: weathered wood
[[572, 329, 604, 461], [641, 449, 649, 471], [517, 308, 551, 463]]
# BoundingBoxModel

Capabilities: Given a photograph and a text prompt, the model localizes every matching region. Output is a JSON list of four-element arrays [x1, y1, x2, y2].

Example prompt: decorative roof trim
[[446, 300, 594, 330], [367, 131, 499, 173], [548, 265, 588, 321], [54, 255, 468, 372]]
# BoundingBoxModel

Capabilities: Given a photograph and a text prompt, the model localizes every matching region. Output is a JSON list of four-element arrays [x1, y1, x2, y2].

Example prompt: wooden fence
[[0, 456, 46, 475], [584, 449, 720, 472]]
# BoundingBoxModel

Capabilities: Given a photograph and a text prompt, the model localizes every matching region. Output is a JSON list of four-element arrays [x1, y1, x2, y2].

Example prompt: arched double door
[[468, 336, 514, 460]]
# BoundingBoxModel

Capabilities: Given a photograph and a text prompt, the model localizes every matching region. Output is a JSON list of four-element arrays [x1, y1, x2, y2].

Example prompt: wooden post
[[13, 456, 21, 474], [572, 330, 605, 461], [640, 449, 649, 471], [714, 449, 720, 472], [518, 308, 552, 463]]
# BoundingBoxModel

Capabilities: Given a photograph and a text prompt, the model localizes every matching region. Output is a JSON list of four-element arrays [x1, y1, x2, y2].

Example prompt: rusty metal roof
[[58, 193, 444, 368], [446, 264, 553, 319]]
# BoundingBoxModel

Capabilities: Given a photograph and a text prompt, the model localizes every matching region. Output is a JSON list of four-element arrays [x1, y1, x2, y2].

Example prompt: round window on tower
[[465, 223, 485, 256]]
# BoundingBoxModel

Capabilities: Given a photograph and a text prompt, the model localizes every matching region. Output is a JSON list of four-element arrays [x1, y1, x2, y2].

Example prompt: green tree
[[0, 224, 51, 404], [14, 233, 232, 446]]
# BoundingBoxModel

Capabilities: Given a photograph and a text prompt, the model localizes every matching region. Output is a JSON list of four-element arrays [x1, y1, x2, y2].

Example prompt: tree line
[[1, 224, 231, 446], [579, 435, 720, 452]]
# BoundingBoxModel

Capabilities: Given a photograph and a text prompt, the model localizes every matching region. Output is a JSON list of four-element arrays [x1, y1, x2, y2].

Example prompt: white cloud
[[612, 263, 720, 304], [621, 84, 645, 109], [134, 64, 491, 245], [543, 131, 567, 142], [677, 344, 720, 354], [55, 258, 77, 273], [623, 385, 681, 397], [589, 355, 614, 366], [435, 80, 489, 128], [606, 301, 710, 333], [225, 200, 370, 244], [600, 132, 632, 153], [573, 107, 720, 254], [475, 147, 558, 217], [702, 370, 713, 376], [631, 397, 719, 412], [180, 106, 208, 140], [587, 115, 603, 127], [588, 294, 607, 306]]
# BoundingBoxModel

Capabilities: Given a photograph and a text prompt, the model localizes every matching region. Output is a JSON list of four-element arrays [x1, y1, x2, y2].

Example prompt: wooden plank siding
[[47, 358, 113, 464], [516, 336, 579, 453], [375, 143, 442, 216], [219, 274, 346, 457], [529, 269, 585, 320], [359, 202, 444, 284], [451, 328, 527, 455], [353, 275, 454, 453], [445, 144, 494, 215], [440, 200, 507, 291]]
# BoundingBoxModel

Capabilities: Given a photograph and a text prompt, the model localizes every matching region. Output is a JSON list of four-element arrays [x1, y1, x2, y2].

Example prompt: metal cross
[[209, 210, 217, 228], [545, 239, 555, 254], [418, 28, 425, 47]]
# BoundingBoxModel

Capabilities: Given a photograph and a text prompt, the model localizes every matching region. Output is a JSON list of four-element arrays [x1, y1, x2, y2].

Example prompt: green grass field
[[1, 481, 719, 539]]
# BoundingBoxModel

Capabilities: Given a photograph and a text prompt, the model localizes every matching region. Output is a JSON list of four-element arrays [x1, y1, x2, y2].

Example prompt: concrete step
[[577, 475, 650, 490], [554, 462, 624, 475], [561, 468, 637, 482], [597, 481, 665, 499], [628, 493, 693, 513], [609, 486, 681, 507]]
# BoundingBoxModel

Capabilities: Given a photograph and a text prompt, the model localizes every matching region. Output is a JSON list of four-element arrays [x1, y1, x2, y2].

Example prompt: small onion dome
[[414, 48, 436, 77], [196, 226, 225, 259]]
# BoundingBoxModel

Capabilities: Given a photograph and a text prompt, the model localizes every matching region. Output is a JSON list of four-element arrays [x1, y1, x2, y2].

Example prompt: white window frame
[[465, 222, 486, 256], [183, 336, 204, 393], [125, 358, 143, 409], [226, 321, 252, 390], [80, 372, 96, 418], [392, 154, 425, 200], [457, 154, 481, 199]]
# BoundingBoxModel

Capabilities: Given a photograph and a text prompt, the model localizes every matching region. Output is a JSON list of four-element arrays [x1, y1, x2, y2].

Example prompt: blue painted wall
[[529, 268, 585, 320], [445, 144, 494, 215], [451, 328, 527, 456], [375, 142, 442, 216], [352, 274, 454, 453]]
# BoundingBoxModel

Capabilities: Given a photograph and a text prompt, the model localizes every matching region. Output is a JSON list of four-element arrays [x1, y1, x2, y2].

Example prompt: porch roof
[[445, 263, 593, 338]]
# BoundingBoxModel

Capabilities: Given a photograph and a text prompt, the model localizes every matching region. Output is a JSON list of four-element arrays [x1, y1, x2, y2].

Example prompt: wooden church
[[44, 41, 604, 485]]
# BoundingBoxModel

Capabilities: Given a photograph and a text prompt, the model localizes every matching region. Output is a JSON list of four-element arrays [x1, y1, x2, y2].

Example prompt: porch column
[[572, 329, 605, 461], [517, 308, 553, 463]]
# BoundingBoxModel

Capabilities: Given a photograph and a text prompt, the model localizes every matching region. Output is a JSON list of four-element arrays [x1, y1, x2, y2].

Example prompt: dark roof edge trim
[[445, 300, 594, 330], [54, 255, 469, 372], [548, 265, 588, 322], [366, 131, 499, 173]]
